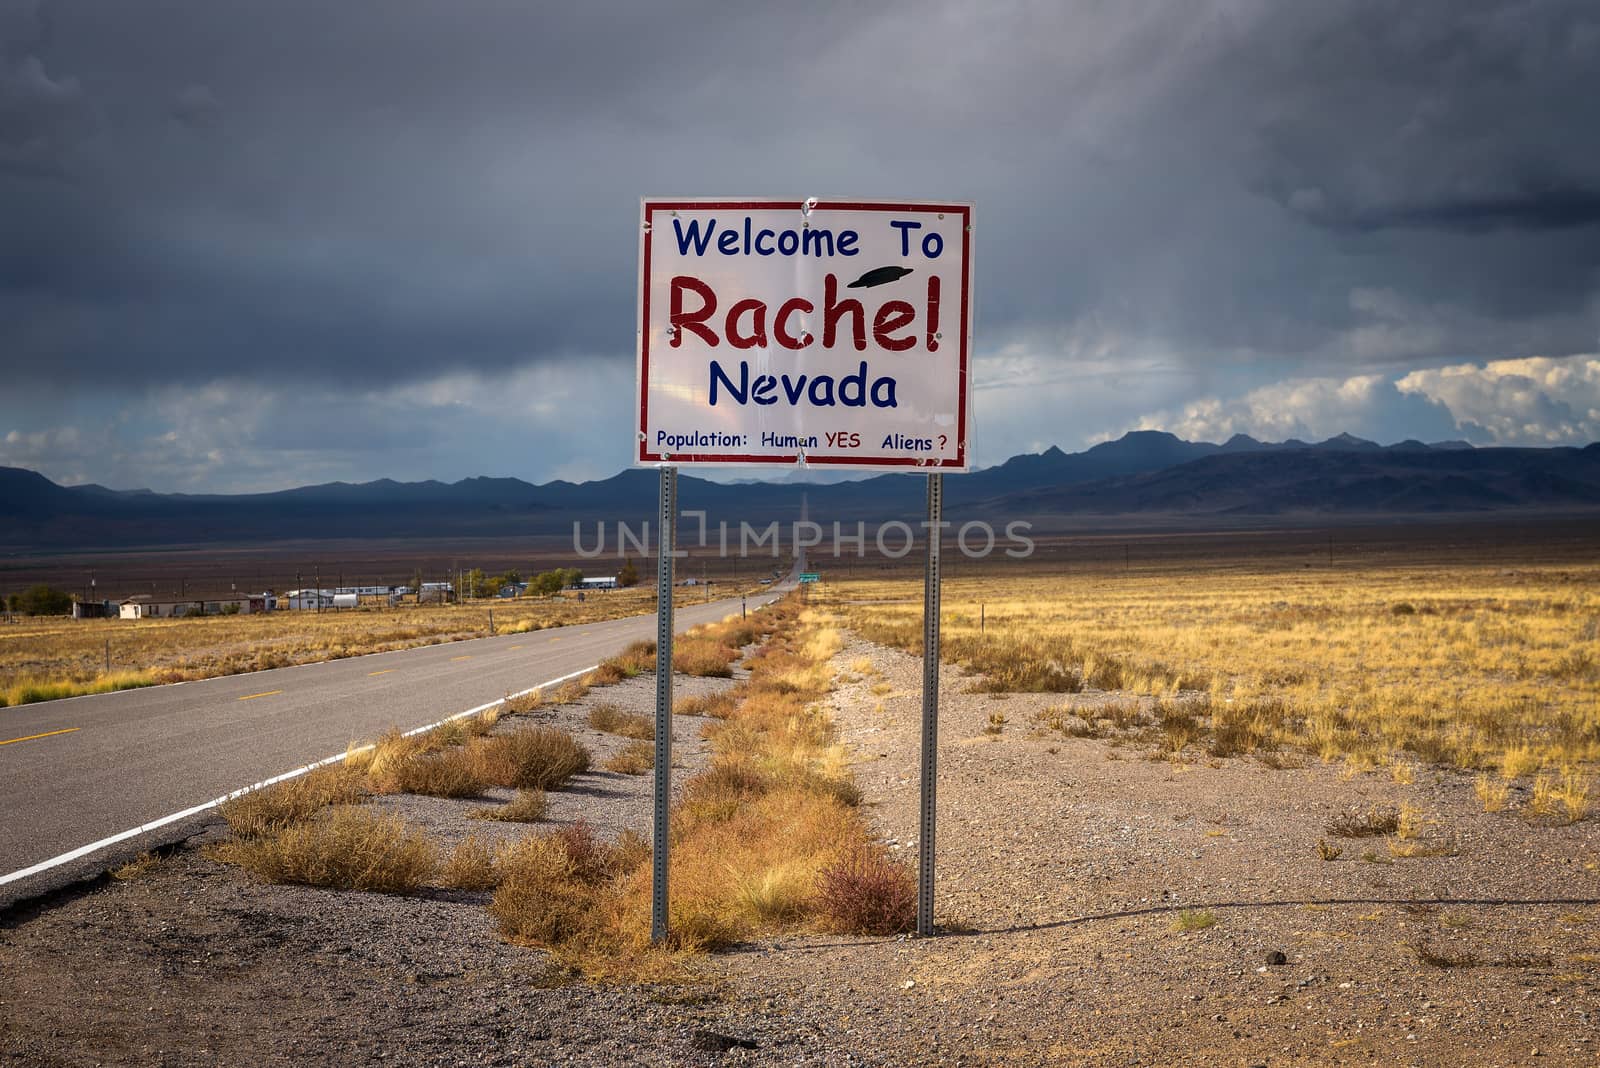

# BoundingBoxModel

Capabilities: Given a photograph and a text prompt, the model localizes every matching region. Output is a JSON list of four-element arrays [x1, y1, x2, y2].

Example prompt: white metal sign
[[637, 198, 973, 470]]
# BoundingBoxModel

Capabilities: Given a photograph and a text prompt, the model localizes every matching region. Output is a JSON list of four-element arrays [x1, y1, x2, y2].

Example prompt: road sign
[[638, 198, 973, 946], [636, 198, 973, 471]]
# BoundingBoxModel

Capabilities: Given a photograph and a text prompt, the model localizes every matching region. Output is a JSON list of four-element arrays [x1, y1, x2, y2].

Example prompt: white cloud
[[1396, 356, 1600, 445], [1109, 354, 1600, 447], [1110, 370, 1459, 444]]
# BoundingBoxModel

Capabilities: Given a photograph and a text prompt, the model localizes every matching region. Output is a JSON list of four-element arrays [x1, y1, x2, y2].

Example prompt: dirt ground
[[727, 635, 1600, 1066], [3, 632, 1597, 1066]]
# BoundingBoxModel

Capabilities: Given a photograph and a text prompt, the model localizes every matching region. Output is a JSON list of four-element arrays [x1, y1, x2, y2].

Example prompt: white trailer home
[[119, 596, 262, 618]]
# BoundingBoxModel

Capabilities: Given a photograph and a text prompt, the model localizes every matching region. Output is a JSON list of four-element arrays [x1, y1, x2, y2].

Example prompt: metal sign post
[[917, 472, 943, 936], [650, 465, 678, 944]]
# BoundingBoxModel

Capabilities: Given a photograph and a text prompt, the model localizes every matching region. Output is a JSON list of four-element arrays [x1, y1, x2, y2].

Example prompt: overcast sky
[[3, 0, 1598, 492]]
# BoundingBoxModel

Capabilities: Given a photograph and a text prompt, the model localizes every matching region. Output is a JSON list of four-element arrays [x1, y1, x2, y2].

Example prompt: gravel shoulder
[[721, 634, 1600, 1066], [3, 631, 1598, 1067]]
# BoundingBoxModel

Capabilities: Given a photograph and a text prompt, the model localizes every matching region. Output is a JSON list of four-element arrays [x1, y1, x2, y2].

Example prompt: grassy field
[[819, 546, 1600, 788], [0, 584, 759, 707]]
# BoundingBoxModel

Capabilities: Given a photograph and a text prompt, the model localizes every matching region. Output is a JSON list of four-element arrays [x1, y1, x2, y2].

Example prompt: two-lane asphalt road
[[0, 588, 781, 907]]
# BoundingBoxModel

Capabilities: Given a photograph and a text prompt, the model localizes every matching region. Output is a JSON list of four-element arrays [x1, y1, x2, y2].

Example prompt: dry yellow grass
[[441, 834, 499, 891], [464, 707, 500, 736], [588, 703, 655, 740], [826, 558, 1600, 777], [373, 748, 488, 798], [1474, 774, 1511, 812], [218, 764, 368, 838], [211, 805, 436, 893], [672, 636, 739, 677], [110, 852, 159, 880], [603, 740, 655, 775], [490, 824, 652, 959], [468, 789, 548, 823], [673, 691, 738, 718], [0, 586, 720, 705], [484, 599, 910, 977], [1529, 768, 1591, 823], [468, 726, 591, 791]]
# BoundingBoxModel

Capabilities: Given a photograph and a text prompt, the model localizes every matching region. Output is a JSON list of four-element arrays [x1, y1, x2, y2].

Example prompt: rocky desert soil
[[2, 632, 1597, 1067]]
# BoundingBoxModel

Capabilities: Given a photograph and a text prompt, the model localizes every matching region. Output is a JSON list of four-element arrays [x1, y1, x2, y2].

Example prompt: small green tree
[[466, 567, 496, 599], [15, 585, 72, 616], [487, 570, 525, 596], [617, 559, 639, 588]]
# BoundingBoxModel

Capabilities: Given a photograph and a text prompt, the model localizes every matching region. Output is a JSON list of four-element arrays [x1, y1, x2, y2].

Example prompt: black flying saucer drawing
[[846, 265, 914, 289]]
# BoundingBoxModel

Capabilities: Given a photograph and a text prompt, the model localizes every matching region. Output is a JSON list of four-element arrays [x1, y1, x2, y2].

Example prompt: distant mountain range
[[3, 432, 1598, 550]]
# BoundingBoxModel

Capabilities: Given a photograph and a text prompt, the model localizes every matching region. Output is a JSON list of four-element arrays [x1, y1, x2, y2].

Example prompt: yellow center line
[[238, 690, 283, 701], [451, 655, 472, 661], [507, 645, 523, 651], [548, 636, 562, 643], [0, 726, 79, 748], [368, 669, 394, 677]]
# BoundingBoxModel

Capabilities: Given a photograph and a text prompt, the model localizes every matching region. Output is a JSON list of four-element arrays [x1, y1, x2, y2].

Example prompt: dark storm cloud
[[2, 0, 1599, 487], [1293, 186, 1600, 234]]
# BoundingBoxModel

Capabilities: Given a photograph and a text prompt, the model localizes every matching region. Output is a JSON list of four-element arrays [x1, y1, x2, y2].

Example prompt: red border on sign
[[636, 200, 971, 470]]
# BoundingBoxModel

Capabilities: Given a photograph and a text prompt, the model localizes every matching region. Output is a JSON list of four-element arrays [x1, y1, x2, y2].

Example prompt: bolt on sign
[[637, 198, 973, 470]]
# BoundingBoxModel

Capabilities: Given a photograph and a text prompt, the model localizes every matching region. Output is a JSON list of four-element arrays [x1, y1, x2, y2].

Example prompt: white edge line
[[0, 663, 601, 888]]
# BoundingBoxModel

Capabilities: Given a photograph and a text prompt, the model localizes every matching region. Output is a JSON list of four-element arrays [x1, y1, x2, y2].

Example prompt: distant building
[[282, 589, 335, 611], [119, 595, 263, 619], [417, 581, 455, 604], [495, 582, 528, 599], [579, 576, 619, 590]]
